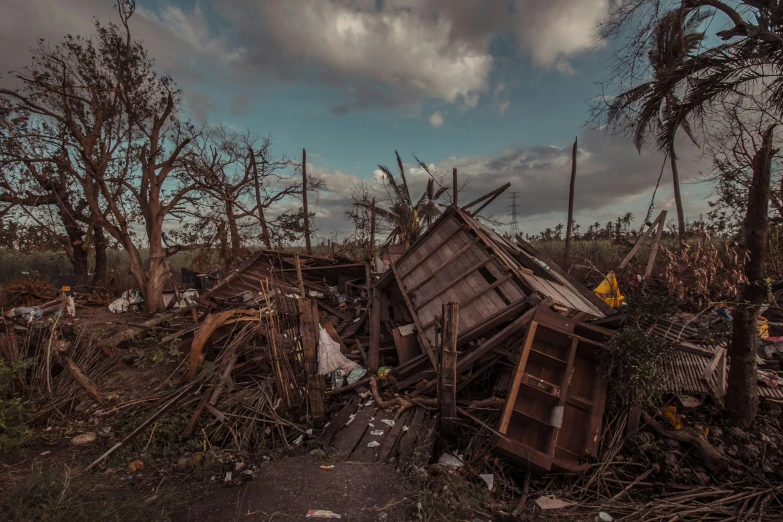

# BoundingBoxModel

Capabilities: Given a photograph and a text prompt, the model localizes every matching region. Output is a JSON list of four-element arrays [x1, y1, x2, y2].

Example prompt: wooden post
[[369, 197, 376, 258], [369, 284, 382, 371], [302, 148, 312, 255], [563, 136, 577, 268], [452, 167, 458, 207], [439, 302, 458, 436], [295, 253, 306, 298], [644, 210, 667, 279], [300, 298, 325, 419], [617, 210, 667, 271]]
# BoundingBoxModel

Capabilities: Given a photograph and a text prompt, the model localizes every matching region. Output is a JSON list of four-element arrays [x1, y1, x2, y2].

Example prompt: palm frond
[[395, 150, 412, 206]]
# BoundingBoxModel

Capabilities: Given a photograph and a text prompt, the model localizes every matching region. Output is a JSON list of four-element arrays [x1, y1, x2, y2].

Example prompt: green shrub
[[601, 327, 672, 414], [0, 358, 36, 455]]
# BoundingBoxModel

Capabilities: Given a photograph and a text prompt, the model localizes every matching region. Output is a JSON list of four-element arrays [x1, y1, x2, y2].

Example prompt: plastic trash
[[306, 510, 341, 519], [437, 453, 464, 469], [593, 271, 624, 309], [535, 495, 576, 510], [479, 474, 494, 490]]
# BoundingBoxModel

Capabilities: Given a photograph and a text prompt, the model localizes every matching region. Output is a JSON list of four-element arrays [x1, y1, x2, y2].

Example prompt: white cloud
[[498, 100, 511, 114], [429, 111, 444, 128], [222, 1, 493, 110], [512, 0, 609, 72]]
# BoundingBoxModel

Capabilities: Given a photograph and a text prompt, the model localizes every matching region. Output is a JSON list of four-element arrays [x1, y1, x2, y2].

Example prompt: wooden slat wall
[[397, 215, 528, 347], [474, 219, 605, 318]]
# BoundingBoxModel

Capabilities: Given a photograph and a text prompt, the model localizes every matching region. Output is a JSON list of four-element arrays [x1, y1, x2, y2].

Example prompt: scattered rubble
[[3, 201, 783, 520]]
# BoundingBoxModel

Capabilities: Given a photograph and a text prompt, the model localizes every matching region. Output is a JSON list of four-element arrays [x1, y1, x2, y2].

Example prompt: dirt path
[[176, 455, 416, 522]]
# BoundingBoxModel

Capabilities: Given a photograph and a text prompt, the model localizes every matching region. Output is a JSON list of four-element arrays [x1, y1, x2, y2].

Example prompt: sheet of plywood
[[393, 325, 420, 364]]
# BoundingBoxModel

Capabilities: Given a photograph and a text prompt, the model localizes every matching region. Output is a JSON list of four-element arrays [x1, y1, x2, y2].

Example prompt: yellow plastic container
[[593, 271, 625, 309]]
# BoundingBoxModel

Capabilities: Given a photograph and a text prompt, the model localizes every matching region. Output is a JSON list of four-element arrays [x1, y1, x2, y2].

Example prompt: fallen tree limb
[[108, 304, 197, 347], [86, 381, 199, 471], [642, 411, 729, 471], [54, 337, 106, 405]]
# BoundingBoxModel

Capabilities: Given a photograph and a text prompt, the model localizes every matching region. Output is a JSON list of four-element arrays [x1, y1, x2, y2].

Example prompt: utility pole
[[509, 192, 520, 236], [563, 136, 577, 267], [302, 148, 312, 255]]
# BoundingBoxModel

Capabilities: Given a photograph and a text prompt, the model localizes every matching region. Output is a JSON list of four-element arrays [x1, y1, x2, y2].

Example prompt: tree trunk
[[726, 124, 776, 428], [563, 136, 577, 268], [71, 240, 90, 287], [92, 222, 107, 287], [145, 249, 170, 313], [140, 219, 170, 314], [249, 148, 272, 249], [302, 148, 312, 254], [225, 200, 241, 269], [670, 145, 686, 241], [57, 205, 88, 286]]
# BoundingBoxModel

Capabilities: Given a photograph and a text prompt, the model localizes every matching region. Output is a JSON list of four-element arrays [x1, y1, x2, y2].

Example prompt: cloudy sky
[[1, 0, 718, 239]]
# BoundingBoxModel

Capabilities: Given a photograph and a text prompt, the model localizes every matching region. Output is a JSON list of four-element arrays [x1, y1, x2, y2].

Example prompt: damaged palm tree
[[357, 151, 448, 249]]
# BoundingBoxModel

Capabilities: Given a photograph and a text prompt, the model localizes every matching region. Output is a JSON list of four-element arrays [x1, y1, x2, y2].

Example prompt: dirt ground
[[176, 455, 415, 522]]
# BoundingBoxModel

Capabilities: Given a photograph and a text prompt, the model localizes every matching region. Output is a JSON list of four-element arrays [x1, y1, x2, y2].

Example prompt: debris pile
[[3, 198, 783, 521]]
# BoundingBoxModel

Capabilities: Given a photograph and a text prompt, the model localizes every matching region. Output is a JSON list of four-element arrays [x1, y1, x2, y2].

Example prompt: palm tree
[[609, 10, 709, 241], [369, 151, 448, 248]]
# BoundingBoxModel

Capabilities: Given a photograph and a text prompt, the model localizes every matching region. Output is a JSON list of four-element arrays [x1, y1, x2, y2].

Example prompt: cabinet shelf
[[530, 348, 567, 365], [512, 407, 553, 428]]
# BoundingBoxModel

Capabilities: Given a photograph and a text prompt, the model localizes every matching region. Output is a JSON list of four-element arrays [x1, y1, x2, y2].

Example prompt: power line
[[508, 191, 519, 235]]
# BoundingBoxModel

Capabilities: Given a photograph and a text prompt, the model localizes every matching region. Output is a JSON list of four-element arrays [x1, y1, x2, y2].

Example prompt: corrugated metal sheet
[[663, 349, 783, 399]]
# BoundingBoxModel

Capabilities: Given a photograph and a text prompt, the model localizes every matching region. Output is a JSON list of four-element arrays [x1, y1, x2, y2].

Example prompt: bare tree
[[181, 126, 306, 267], [0, 2, 202, 312]]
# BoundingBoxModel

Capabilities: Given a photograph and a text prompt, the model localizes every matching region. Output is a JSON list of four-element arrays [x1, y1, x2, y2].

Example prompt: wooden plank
[[419, 274, 514, 331], [369, 285, 382, 370], [295, 254, 306, 297], [618, 210, 667, 270], [352, 408, 397, 462], [410, 414, 438, 468], [461, 182, 510, 211], [414, 305, 541, 397], [399, 230, 459, 279], [440, 227, 505, 319], [456, 298, 531, 348], [548, 336, 578, 456], [392, 326, 420, 365], [515, 237, 613, 317], [390, 257, 438, 368], [414, 225, 492, 333], [332, 406, 378, 455], [470, 183, 510, 216], [300, 299, 326, 419], [377, 408, 412, 463], [415, 239, 489, 332], [407, 237, 481, 293], [439, 303, 459, 437], [316, 396, 360, 446], [499, 322, 539, 434], [396, 408, 427, 466], [644, 210, 667, 278]]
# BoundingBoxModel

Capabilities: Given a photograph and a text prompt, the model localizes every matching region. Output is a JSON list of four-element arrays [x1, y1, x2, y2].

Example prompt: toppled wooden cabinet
[[493, 307, 611, 472]]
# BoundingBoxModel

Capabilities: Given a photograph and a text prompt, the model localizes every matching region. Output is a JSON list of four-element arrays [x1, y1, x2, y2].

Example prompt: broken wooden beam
[[301, 298, 326, 419], [439, 303, 458, 436]]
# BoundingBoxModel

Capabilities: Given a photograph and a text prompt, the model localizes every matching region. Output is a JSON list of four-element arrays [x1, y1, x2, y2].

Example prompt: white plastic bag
[[317, 326, 360, 375]]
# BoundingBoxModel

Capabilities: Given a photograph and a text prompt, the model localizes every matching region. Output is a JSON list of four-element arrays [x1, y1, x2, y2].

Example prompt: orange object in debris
[[662, 406, 684, 431]]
